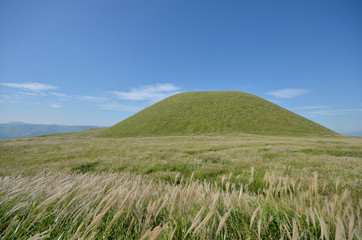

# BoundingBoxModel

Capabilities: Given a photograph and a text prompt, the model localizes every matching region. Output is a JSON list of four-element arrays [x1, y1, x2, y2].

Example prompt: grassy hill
[[100, 91, 338, 137]]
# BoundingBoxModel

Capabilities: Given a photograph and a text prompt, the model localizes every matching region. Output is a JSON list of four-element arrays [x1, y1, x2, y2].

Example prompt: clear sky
[[1, 0, 361, 134]]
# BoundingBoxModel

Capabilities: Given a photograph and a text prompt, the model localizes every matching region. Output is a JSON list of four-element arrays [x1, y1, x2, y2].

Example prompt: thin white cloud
[[1, 82, 57, 91], [113, 83, 180, 101], [307, 109, 362, 116], [78, 96, 108, 102], [267, 88, 310, 99], [49, 92, 110, 103], [50, 104, 62, 109], [49, 92, 69, 98], [18, 92, 47, 97], [292, 105, 328, 110], [48, 93, 108, 103], [99, 103, 141, 112]]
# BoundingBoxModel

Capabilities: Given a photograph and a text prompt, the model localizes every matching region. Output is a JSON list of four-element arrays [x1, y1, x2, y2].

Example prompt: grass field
[[0, 129, 361, 239]]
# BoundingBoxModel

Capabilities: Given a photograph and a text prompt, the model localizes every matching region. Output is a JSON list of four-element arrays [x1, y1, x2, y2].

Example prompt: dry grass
[[0, 130, 361, 238], [0, 170, 361, 239]]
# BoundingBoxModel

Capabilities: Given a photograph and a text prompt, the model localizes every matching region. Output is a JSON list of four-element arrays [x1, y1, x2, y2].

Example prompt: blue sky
[[0, 0, 361, 134]]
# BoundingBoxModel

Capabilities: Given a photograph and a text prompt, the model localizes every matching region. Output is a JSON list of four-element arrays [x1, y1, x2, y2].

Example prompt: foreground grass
[[0, 130, 361, 238], [1, 170, 361, 239]]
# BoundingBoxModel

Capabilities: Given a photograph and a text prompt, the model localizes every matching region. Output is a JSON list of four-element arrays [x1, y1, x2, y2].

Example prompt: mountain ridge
[[0, 122, 101, 139]]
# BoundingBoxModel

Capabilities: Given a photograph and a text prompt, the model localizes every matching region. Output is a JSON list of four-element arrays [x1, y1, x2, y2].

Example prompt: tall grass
[[1, 169, 360, 239], [1, 132, 361, 238]]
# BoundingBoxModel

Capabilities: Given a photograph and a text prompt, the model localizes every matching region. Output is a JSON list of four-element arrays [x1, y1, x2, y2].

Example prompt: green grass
[[72, 161, 100, 173], [99, 91, 339, 137], [0, 130, 361, 239], [1, 130, 361, 199]]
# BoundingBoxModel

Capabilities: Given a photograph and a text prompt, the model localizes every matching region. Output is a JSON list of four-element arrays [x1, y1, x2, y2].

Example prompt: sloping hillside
[[100, 91, 339, 137]]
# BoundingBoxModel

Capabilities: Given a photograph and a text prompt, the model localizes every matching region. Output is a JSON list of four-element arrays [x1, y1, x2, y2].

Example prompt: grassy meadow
[[0, 129, 361, 239]]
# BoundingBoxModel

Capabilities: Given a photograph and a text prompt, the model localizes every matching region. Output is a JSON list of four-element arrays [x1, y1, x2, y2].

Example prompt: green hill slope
[[100, 91, 339, 137]]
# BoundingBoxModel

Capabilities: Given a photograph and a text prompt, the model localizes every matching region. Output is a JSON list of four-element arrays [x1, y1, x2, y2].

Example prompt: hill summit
[[100, 91, 339, 137]]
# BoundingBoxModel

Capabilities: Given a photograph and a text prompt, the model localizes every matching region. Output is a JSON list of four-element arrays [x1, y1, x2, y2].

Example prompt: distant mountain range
[[0, 122, 102, 139], [341, 131, 362, 137]]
